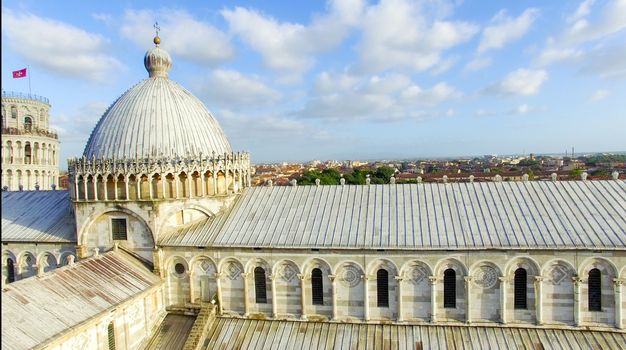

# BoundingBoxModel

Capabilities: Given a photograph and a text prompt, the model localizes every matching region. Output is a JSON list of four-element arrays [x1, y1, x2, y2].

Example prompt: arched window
[[514, 268, 527, 309], [6, 258, 15, 283], [588, 268, 602, 311], [11, 106, 17, 119], [24, 116, 32, 131], [443, 268, 456, 308], [376, 269, 389, 307], [254, 267, 267, 303], [311, 268, 324, 305], [24, 143, 32, 164], [107, 322, 116, 350]]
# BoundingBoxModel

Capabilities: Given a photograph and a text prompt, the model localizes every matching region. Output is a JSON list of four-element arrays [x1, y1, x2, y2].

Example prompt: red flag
[[12, 68, 27, 78]]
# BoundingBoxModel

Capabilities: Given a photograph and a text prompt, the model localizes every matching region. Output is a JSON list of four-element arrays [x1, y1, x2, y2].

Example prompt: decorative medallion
[[340, 265, 361, 287], [226, 263, 242, 280], [408, 265, 428, 284], [279, 264, 297, 282], [549, 265, 568, 285], [200, 260, 213, 273], [473, 266, 498, 289]]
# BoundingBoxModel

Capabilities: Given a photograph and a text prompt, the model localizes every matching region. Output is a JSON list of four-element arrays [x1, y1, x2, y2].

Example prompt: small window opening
[[6, 258, 15, 283], [514, 268, 527, 309], [377, 269, 389, 307], [254, 267, 267, 303], [588, 268, 602, 312], [443, 268, 456, 308], [311, 268, 324, 305], [107, 322, 116, 350], [111, 218, 127, 240]]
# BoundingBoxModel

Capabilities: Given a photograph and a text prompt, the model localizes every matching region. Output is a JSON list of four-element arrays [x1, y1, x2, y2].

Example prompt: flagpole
[[28, 65, 32, 94]]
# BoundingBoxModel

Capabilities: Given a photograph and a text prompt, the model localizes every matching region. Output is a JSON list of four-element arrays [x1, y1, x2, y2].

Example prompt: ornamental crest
[[473, 266, 498, 289], [226, 263, 242, 280], [340, 265, 361, 287], [279, 264, 297, 282], [199, 260, 214, 274], [407, 265, 428, 284], [549, 265, 568, 285]]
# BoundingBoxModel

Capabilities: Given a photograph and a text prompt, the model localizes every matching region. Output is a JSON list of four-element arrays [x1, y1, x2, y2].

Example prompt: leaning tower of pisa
[[1, 91, 60, 191]]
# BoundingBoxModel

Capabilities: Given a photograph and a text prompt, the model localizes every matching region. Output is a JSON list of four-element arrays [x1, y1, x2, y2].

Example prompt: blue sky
[[2, 0, 625, 168]]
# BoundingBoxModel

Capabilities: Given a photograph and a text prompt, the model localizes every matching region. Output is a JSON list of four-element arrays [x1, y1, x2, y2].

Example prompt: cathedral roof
[[1, 250, 161, 350], [201, 318, 626, 349], [1, 190, 75, 243], [159, 180, 626, 250], [82, 37, 231, 160]]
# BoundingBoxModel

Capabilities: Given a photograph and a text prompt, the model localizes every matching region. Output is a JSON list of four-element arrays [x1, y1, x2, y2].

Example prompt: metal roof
[[160, 180, 626, 249], [83, 76, 232, 159], [1, 250, 162, 350], [1, 190, 76, 243], [201, 318, 626, 350]]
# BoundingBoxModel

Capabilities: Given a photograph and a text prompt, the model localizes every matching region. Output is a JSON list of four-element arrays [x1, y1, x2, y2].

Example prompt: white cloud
[[357, 0, 479, 73], [1, 10, 122, 81], [464, 56, 493, 71], [222, 0, 365, 80], [536, 0, 626, 72], [491, 68, 548, 96], [478, 8, 540, 53], [513, 104, 531, 114], [120, 9, 233, 65], [589, 89, 609, 101], [567, 0, 596, 23], [193, 70, 281, 109], [298, 72, 461, 121]]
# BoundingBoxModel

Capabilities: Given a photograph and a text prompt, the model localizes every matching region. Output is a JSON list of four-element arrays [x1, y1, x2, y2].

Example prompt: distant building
[[1, 91, 60, 190]]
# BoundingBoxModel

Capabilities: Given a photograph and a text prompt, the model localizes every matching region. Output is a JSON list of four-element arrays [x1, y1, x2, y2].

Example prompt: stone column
[[615, 278, 624, 329], [363, 275, 370, 321], [162, 176, 167, 199], [298, 274, 306, 319], [136, 178, 141, 200], [535, 276, 544, 325], [201, 173, 207, 197], [175, 175, 180, 199], [225, 170, 230, 195], [271, 274, 278, 318], [93, 177, 98, 200], [464, 276, 472, 323], [189, 271, 195, 304], [124, 176, 129, 200], [499, 276, 507, 324], [215, 272, 223, 315], [114, 178, 119, 200], [83, 177, 88, 200], [187, 175, 192, 199], [212, 173, 218, 195], [103, 177, 108, 200], [573, 277, 582, 326], [429, 276, 437, 323], [242, 272, 250, 316], [329, 274, 337, 320], [395, 275, 404, 322], [149, 176, 154, 200]]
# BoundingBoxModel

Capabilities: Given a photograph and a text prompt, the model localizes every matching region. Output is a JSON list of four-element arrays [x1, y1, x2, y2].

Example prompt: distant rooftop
[[1, 90, 50, 105]]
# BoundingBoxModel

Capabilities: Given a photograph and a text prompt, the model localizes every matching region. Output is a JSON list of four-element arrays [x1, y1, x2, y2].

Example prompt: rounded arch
[[504, 256, 540, 277], [157, 204, 214, 232], [272, 259, 301, 276], [78, 206, 154, 246], [2, 250, 17, 263], [59, 251, 77, 266], [541, 258, 577, 277], [302, 257, 332, 276], [217, 257, 245, 274], [400, 260, 433, 278], [578, 256, 618, 278], [434, 257, 468, 276], [469, 260, 503, 278], [189, 255, 218, 272], [245, 257, 272, 275], [366, 258, 399, 276], [333, 260, 365, 277], [620, 265, 626, 279], [164, 255, 189, 274], [37, 251, 58, 273]]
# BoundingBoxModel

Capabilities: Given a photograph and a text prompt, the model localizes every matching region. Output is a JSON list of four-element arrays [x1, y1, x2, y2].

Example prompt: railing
[[1, 90, 49, 104], [1, 127, 58, 139]]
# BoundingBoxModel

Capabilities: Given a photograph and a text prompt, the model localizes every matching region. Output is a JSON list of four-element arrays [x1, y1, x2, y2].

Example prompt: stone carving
[[279, 264, 297, 282], [407, 264, 428, 284], [548, 265, 568, 285], [225, 262, 242, 280], [473, 266, 498, 289], [340, 265, 361, 287]]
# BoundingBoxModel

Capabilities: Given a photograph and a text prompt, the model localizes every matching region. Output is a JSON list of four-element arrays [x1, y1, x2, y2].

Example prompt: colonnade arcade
[[69, 153, 251, 201], [162, 254, 625, 329]]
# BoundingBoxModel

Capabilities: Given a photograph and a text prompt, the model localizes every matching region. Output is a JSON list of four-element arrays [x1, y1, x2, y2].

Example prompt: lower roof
[[1, 190, 76, 243], [201, 318, 626, 350], [161, 180, 626, 250], [1, 250, 161, 350]]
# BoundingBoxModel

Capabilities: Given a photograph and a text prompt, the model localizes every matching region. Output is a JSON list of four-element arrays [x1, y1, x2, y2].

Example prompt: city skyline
[[2, 0, 626, 169]]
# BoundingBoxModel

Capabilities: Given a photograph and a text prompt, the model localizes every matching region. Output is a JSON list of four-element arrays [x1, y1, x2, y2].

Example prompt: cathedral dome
[[83, 37, 231, 160]]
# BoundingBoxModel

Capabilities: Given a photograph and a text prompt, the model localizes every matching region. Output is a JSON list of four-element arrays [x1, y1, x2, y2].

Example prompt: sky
[[2, 0, 626, 168]]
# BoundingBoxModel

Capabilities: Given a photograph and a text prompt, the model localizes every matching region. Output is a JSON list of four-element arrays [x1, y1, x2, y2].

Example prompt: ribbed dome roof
[[83, 39, 231, 160]]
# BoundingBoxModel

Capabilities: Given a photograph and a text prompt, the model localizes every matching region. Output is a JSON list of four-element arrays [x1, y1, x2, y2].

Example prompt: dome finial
[[144, 21, 171, 78], [153, 21, 161, 46]]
